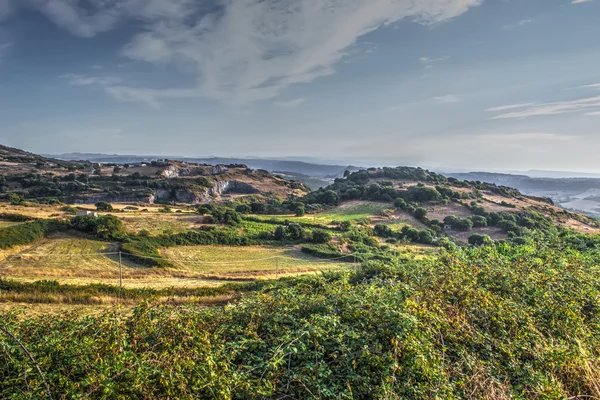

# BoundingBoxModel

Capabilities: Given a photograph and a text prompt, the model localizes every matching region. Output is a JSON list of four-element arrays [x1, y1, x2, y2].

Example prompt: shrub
[[311, 229, 332, 244], [70, 215, 125, 239], [468, 233, 491, 246], [0, 219, 67, 249], [95, 201, 113, 212], [414, 207, 428, 220], [9, 193, 25, 205]]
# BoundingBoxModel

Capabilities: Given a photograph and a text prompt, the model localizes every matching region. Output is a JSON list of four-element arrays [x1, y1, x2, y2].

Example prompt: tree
[[95, 215, 125, 239], [468, 233, 491, 246], [319, 190, 340, 206], [295, 203, 305, 217], [95, 201, 113, 212], [9, 193, 25, 206], [374, 224, 394, 238], [311, 229, 332, 244], [235, 204, 252, 214], [414, 207, 428, 220], [287, 224, 305, 240], [343, 170, 351, 178], [394, 198, 408, 209], [274, 226, 287, 241], [471, 215, 488, 228]]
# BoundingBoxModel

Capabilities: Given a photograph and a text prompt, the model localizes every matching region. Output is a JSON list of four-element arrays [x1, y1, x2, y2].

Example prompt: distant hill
[[446, 171, 600, 218], [49, 152, 361, 178], [1, 145, 309, 205]]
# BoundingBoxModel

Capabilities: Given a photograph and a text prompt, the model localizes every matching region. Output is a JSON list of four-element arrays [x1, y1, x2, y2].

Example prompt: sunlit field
[[160, 245, 351, 278]]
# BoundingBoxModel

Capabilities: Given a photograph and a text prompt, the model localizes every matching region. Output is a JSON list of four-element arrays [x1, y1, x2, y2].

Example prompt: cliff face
[[149, 180, 261, 204]]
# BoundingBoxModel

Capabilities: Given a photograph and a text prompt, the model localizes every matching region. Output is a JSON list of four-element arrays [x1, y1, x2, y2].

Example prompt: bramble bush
[[2, 236, 600, 398]]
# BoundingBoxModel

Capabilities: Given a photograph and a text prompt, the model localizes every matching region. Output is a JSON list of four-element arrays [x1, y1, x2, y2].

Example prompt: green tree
[[311, 229, 332, 244], [9, 193, 25, 206], [95, 201, 114, 212], [295, 203, 306, 217], [414, 207, 428, 220], [287, 223, 305, 240], [468, 233, 491, 246]]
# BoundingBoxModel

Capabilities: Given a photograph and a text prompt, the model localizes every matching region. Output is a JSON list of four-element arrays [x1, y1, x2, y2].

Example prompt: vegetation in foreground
[[2, 234, 600, 399]]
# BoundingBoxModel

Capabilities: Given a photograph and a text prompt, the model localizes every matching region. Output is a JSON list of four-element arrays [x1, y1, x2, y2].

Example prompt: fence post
[[118, 251, 123, 299]]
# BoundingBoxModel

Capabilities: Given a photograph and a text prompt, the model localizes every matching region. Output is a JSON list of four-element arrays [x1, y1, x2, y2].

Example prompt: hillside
[[0, 145, 309, 205], [447, 171, 600, 218], [302, 167, 600, 240]]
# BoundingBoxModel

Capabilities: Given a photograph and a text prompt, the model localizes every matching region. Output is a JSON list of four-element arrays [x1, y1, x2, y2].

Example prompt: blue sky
[[0, 0, 599, 171]]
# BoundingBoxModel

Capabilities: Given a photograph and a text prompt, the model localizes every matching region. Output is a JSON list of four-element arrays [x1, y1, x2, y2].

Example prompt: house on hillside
[[444, 224, 453, 232], [76, 210, 98, 217]]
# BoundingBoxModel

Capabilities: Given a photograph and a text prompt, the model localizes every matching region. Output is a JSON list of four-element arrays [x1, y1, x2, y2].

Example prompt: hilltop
[[0, 145, 309, 205], [302, 166, 600, 240]]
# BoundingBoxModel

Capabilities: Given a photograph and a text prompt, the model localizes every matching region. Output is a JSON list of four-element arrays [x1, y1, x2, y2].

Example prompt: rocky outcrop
[[149, 180, 260, 205], [73, 194, 153, 204], [161, 165, 179, 178]]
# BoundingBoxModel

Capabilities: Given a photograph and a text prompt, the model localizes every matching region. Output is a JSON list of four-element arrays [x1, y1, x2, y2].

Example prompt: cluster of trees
[[304, 178, 477, 208], [70, 215, 126, 239], [373, 224, 437, 245]]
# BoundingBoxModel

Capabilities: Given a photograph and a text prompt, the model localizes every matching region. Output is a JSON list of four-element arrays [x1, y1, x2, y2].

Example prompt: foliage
[[311, 229, 332, 244], [3, 238, 600, 398], [95, 201, 113, 212], [0, 219, 67, 249], [70, 215, 126, 239]]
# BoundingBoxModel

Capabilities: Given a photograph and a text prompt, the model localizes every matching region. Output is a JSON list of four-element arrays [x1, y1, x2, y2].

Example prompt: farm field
[[160, 245, 352, 278], [254, 201, 390, 224]]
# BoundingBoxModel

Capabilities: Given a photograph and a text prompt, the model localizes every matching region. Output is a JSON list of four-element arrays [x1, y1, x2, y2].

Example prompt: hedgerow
[[0, 219, 67, 249]]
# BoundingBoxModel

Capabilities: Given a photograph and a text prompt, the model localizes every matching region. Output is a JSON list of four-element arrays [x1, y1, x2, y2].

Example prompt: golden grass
[[121, 213, 204, 235], [160, 245, 350, 279]]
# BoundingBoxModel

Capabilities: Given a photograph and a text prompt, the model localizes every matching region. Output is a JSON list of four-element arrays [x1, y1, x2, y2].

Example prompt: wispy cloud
[[502, 19, 532, 30], [274, 98, 307, 108], [486, 103, 536, 112], [488, 96, 600, 119], [572, 0, 593, 4], [586, 111, 600, 116], [576, 83, 600, 89], [419, 55, 450, 69], [433, 95, 460, 104], [35, 0, 481, 106], [62, 73, 123, 86]]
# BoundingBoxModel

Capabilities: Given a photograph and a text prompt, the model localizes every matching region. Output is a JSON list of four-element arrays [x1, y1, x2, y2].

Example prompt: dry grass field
[[160, 245, 351, 279]]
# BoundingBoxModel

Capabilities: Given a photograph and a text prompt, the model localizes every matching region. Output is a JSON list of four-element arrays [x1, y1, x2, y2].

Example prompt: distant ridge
[[49, 152, 361, 178]]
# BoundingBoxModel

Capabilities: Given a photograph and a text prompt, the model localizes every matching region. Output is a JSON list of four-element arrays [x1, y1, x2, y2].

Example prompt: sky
[[0, 0, 599, 172]]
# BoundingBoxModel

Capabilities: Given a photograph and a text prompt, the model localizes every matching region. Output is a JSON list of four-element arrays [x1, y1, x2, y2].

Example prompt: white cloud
[[35, 0, 481, 106], [274, 98, 307, 108], [62, 73, 123, 86], [486, 103, 536, 112], [577, 83, 600, 89], [419, 56, 450, 64], [489, 96, 600, 119], [586, 111, 600, 116], [433, 95, 460, 104], [502, 19, 532, 29], [572, 0, 592, 4]]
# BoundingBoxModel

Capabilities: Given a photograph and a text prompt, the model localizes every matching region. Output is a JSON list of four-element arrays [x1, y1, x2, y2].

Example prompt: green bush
[[311, 229, 332, 244], [0, 219, 67, 249], [95, 201, 113, 212]]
